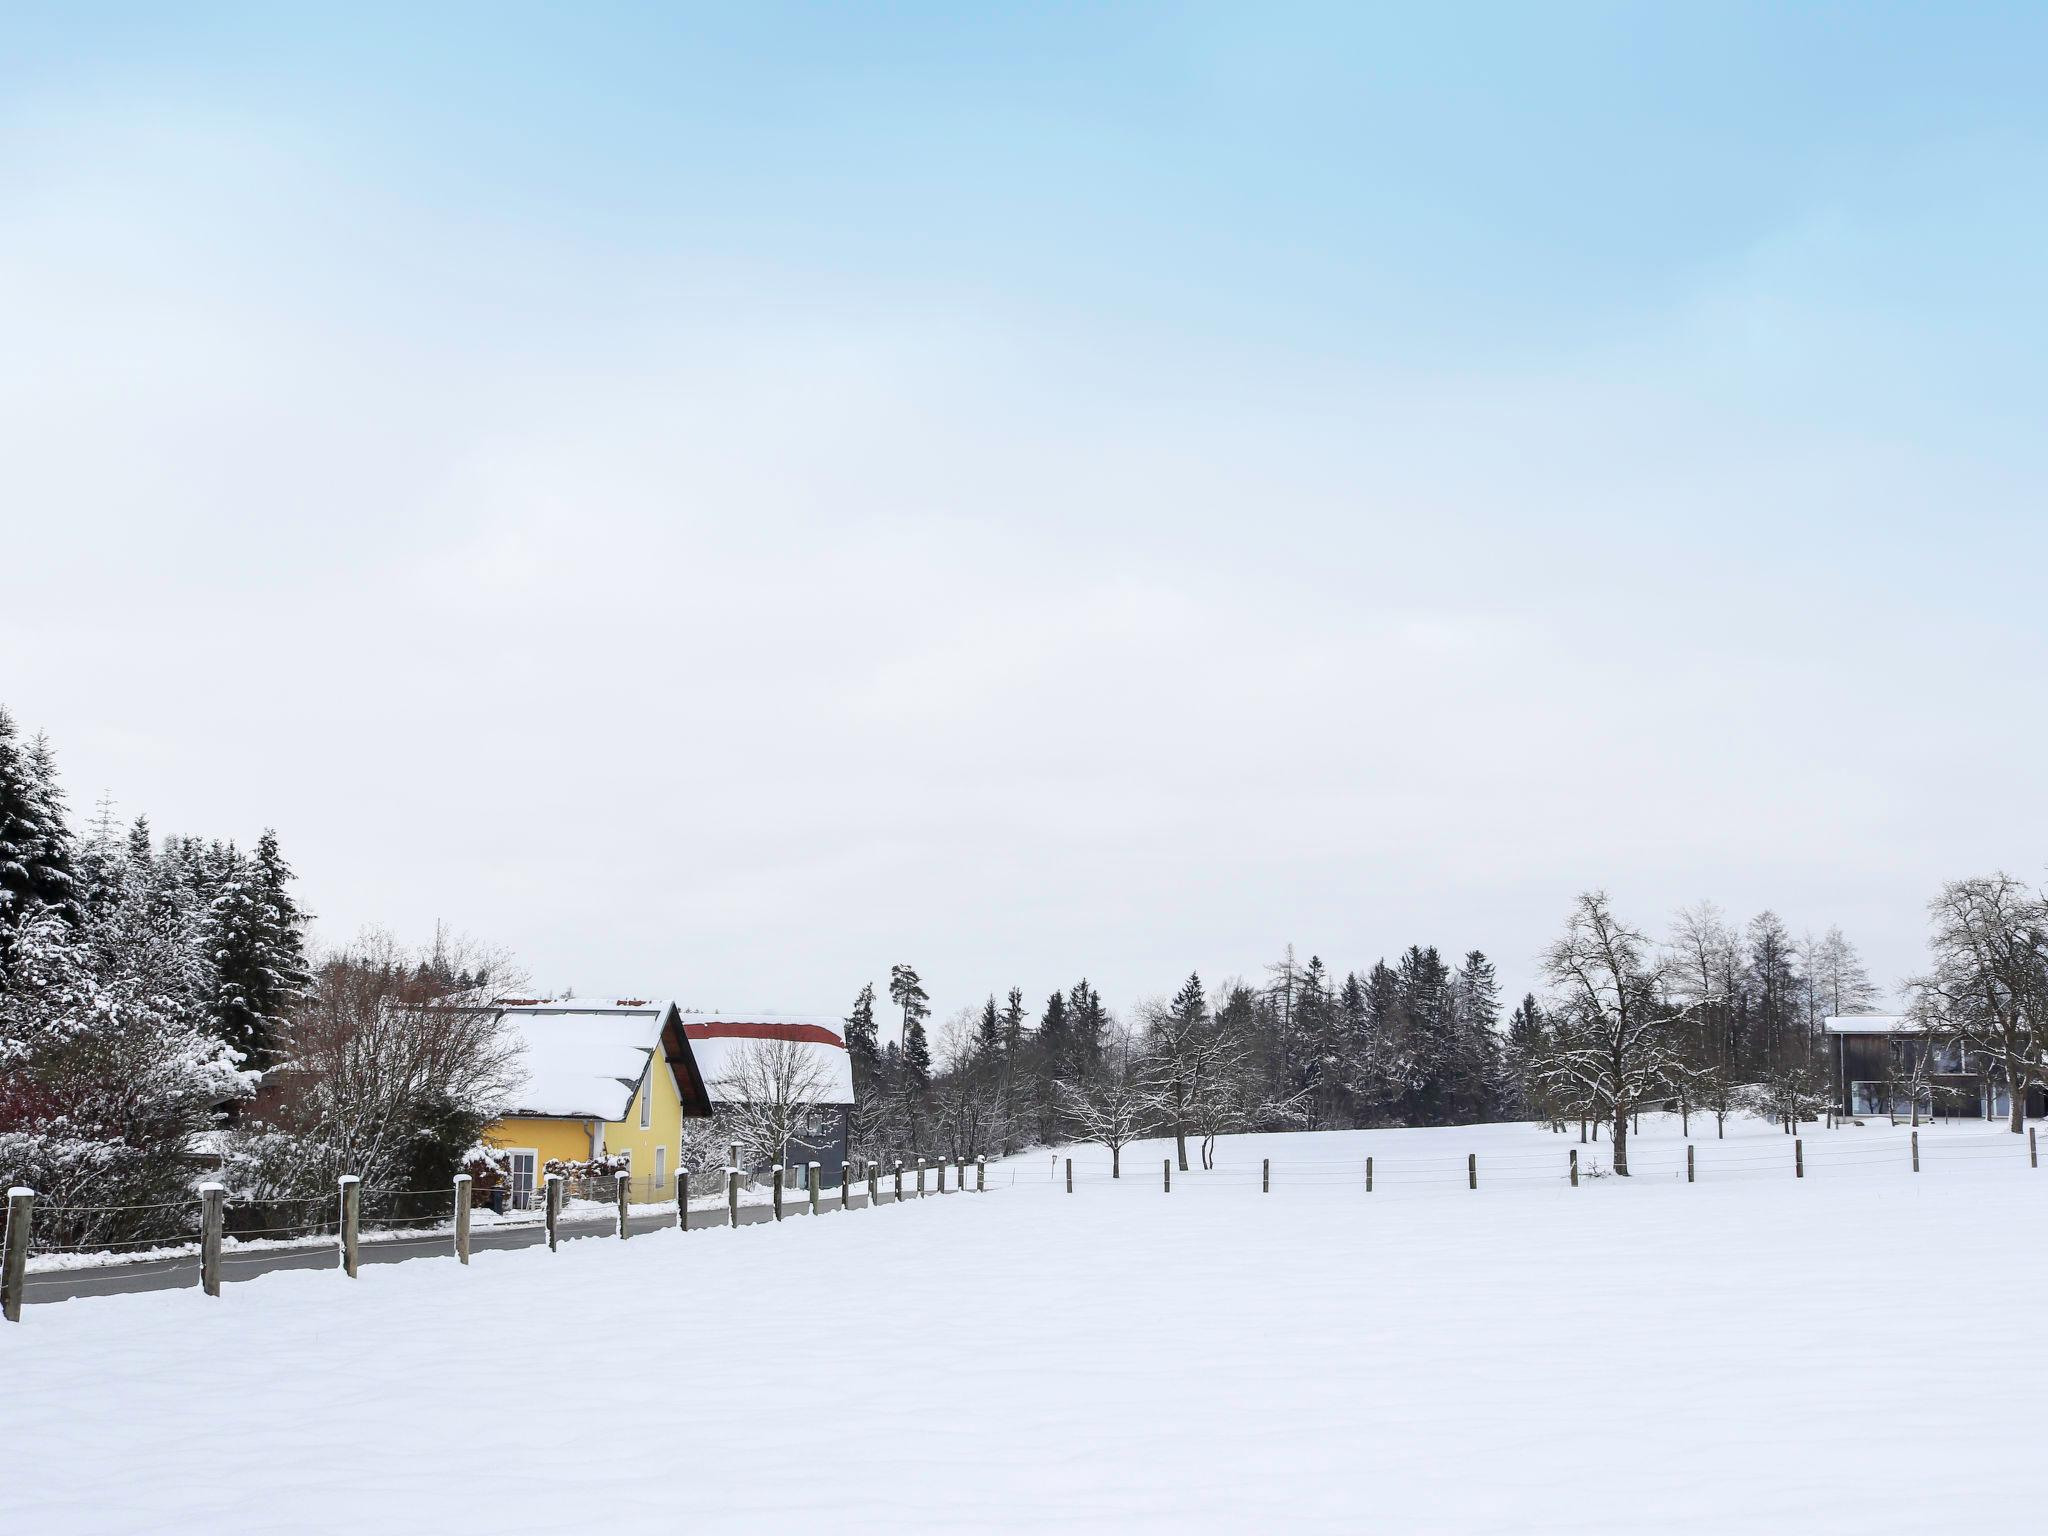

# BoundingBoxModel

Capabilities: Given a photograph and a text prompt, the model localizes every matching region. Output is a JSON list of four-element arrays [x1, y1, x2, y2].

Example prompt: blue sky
[[4, 4, 2045, 1023]]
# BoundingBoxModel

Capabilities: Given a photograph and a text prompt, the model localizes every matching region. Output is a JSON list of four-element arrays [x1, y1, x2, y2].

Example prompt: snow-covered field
[[4, 1116, 2042, 1534]]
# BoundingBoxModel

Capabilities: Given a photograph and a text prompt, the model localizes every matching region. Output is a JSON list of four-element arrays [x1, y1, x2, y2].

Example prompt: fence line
[[3, 1150, 1010, 1317], [5, 1129, 2036, 1319]]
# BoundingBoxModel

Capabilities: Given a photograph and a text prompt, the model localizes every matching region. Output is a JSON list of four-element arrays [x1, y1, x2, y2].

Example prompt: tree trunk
[[1175, 1083, 1189, 1172], [1611, 1108, 1630, 1176], [1111, 1146, 1121, 1178], [2010, 1076, 2027, 1133]]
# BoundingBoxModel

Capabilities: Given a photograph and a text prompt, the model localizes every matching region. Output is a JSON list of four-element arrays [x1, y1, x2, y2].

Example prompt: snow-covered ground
[[4, 1116, 2042, 1534]]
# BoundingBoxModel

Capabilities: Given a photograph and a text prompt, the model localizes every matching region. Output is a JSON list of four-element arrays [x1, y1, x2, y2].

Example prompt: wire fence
[[5, 1127, 2036, 1320]]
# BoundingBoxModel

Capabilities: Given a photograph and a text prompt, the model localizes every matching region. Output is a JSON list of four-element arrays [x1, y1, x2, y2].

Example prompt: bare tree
[[1057, 1032, 1162, 1178], [1534, 892, 1695, 1176], [712, 1035, 833, 1171], [1910, 874, 2047, 1134], [230, 927, 525, 1200]]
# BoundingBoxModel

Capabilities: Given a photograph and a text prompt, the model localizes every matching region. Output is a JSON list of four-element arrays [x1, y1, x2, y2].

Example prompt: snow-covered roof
[[681, 1014, 856, 1106], [1823, 1014, 1916, 1036], [493, 1000, 682, 1121]]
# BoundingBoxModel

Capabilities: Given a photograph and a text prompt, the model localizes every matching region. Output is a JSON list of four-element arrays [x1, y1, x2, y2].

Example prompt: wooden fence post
[[977, 1156, 986, 1192], [1064, 1157, 1073, 1194], [1, 1188, 30, 1322], [615, 1170, 631, 1239], [545, 1173, 563, 1251], [772, 1166, 784, 1221], [339, 1174, 361, 1278], [1261, 1157, 1270, 1193], [809, 1162, 821, 1216], [453, 1174, 471, 1265], [917, 1158, 927, 1199], [841, 1160, 851, 1212], [868, 1158, 879, 1207], [730, 1142, 741, 1176], [937, 1160, 947, 1195], [895, 1160, 905, 1203], [1467, 1153, 1477, 1191], [199, 1182, 226, 1295], [1687, 1144, 1695, 1184], [1366, 1155, 1373, 1193], [676, 1166, 690, 1233], [2031, 1128, 2038, 1169], [1794, 1138, 1804, 1179], [1569, 1150, 1578, 1188], [1911, 1131, 1919, 1173], [1163, 1158, 1171, 1193], [728, 1167, 741, 1228]]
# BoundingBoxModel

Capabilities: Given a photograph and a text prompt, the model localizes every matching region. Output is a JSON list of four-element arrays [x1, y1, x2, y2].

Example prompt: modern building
[[1824, 1013, 2045, 1121]]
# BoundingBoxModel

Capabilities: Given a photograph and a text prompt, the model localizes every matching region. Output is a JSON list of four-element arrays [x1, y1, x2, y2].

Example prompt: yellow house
[[479, 999, 712, 1207]]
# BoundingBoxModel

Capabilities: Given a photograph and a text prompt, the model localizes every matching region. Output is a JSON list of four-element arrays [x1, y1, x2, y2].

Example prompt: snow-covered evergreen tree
[[0, 708, 81, 972]]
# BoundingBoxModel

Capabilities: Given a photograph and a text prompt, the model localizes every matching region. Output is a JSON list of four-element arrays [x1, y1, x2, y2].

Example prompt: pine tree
[[1450, 949, 1504, 1122], [976, 994, 1001, 1058], [198, 835, 308, 1074], [1067, 978, 1109, 1078], [844, 981, 880, 1097], [1035, 990, 1071, 1139], [0, 708, 81, 972], [1293, 955, 1340, 1128], [888, 962, 930, 1043], [1395, 945, 1455, 1123]]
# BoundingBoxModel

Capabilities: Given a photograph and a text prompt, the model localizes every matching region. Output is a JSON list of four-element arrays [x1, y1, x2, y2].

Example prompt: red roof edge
[[683, 1021, 846, 1048]]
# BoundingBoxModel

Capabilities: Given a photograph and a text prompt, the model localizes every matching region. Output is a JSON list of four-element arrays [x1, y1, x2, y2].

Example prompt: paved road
[[22, 1187, 946, 1305]]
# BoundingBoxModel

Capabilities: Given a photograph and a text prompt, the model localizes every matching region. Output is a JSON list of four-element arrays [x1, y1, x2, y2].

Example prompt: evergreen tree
[[1067, 978, 1109, 1078], [1450, 949, 1504, 1121], [844, 981, 880, 1097], [1035, 990, 1071, 1138], [888, 962, 929, 1043], [976, 993, 1002, 1058], [0, 708, 81, 972], [1395, 945, 1455, 1123], [199, 830, 308, 1073], [1000, 986, 1027, 1057], [1293, 955, 1341, 1127]]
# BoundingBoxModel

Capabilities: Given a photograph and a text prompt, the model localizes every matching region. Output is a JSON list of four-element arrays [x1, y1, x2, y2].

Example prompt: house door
[[507, 1150, 538, 1210]]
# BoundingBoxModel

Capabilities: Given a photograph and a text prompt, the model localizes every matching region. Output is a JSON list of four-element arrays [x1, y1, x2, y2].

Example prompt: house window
[[640, 1076, 652, 1129], [1850, 1082, 1887, 1117], [653, 1145, 666, 1193]]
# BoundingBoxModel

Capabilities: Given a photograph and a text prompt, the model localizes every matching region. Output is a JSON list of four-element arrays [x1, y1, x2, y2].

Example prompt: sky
[[4, 3, 2046, 1035]]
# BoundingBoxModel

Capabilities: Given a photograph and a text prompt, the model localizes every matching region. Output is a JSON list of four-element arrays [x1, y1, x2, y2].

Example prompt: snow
[[1823, 1013, 1915, 1034], [4, 1116, 2043, 1534], [493, 1002, 668, 1119]]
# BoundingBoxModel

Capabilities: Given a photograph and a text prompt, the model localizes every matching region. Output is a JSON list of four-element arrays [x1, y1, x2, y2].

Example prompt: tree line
[[0, 705, 517, 1248], [841, 882, 2045, 1177]]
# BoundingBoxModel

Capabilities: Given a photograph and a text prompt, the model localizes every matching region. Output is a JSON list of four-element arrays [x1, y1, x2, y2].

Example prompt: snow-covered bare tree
[[713, 1034, 833, 1171], [1533, 891, 1695, 1176], [1909, 874, 2047, 1133], [228, 929, 523, 1200], [1057, 1032, 1162, 1178]]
